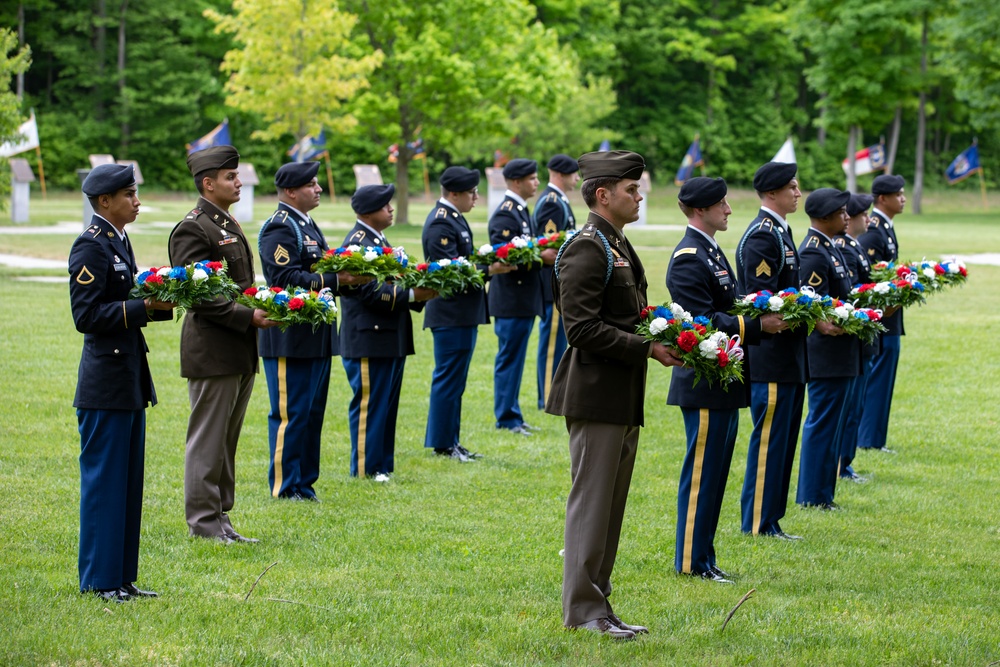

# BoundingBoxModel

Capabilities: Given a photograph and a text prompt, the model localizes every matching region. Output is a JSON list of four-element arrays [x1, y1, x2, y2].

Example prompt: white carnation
[[698, 340, 720, 359], [438, 258, 452, 266], [346, 245, 362, 253], [768, 296, 784, 311], [709, 331, 728, 347], [923, 268, 935, 280], [648, 318, 669, 335], [192, 268, 209, 281], [669, 303, 692, 321], [834, 306, 850, 320], [157, 267, 172, 277], [364, 250, 379, 261], [479, 244, 494, 254], [742, 294, 757, 303], [511, 236, 528, 248], [874, 282, 891, 294]]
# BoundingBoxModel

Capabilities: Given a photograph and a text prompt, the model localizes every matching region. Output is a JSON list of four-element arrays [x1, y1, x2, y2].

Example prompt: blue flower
[[273, 293, 290, 305], [653, 306, 670, 319], [820, 296, 833, 306], [694, 316, 711, 326], [682, 321, 694, 330], [914, 281, 925, 292], [753, 295, 770, 309], [781, 287, 797, 295], [855, 311, 870, 321], [170, 266, 188, 281], [428, 262, 441, 272], [137, 271, 153, 283], [797, 295, 813, 305]]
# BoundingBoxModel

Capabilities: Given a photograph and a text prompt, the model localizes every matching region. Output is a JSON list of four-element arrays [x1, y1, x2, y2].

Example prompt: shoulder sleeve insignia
[[808, 271, 823, 287], [544, 220, 557, 234], [672, 247, 697, 259], [274, 244, 291, 266], [807, 236, 820, 247], [435, 208, 447, 219], [755, 260, 772, 277], [501, 201, 513, 211], [867, 248, 876, 256], [502, 229, 510, 238], [75, 266, 95, 285], [440, 237, 449, 246]]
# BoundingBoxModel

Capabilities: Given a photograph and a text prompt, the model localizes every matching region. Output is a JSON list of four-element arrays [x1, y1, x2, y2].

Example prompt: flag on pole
[[945, 143, 982, 184], [186, 119, 231, 155], [0, 111, 40, 158], [772, 137, 796, 164], [841, 143, 886, 175], [287, 130, 327, 162], [598, 139, 611, 152], [409, 137, 426, 160], [674, 135, 704, 186]]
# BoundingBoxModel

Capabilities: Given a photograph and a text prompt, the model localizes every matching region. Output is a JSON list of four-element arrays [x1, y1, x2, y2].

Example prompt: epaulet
[[545, 192, 558, 203], [806, 235, 820, 247], [672, 247, 697, 259], [271, 209, 291, 225], [500, 200, 513, 211], [868, 217, 881, 228], [755, 218, 774, 232], [434, 207, 448, 219], [82, 224, 101, 237], [184, 207, 203, 221], [349, 229, 366, 243], [833, 236, 846, 247], [578, 223, 596, 238]]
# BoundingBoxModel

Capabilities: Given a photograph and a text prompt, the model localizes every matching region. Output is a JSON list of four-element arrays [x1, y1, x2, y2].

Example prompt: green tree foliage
[[941, 0, 1000, 132], [0, 27, 32, 207]]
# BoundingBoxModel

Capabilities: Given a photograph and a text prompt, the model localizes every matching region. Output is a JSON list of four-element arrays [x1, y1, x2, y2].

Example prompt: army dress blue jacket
[[69, 216, 169, 410], [420, 199, 489, 329], [858, 210, 904, 336], [799, 228, 861, 379], [487, 193, 542, 318], [338, 222, 420, 359], [532, 184, 577, 304], [257, 202, 340, 359]]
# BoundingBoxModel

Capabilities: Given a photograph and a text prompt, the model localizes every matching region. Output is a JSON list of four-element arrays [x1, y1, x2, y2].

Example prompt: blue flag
[[186, 120, 231, 155], [598, 139, 611, 152], [674, 136, 704, 186], [288, 130, 327, 162], [945, 143, 981, 184]]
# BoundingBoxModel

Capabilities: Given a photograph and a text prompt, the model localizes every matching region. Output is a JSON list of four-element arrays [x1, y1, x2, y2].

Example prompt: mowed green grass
[[0, 189, 998, 666]]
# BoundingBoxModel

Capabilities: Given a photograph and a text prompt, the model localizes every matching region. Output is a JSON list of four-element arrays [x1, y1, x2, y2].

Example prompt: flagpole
[[35, 145, 46, 198], [323, 151, 336, 204], [978, 168, 988, 211]]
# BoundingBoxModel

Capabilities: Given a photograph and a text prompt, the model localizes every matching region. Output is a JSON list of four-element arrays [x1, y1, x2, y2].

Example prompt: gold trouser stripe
[[357, 359, 370, 478], [738, 315, 745, 341], [752, 383, 778, 534], [543, 305, 560, 400], [271, 358, 288, 497], [682, 409, 710, 573], [122, 301, 128, 329]]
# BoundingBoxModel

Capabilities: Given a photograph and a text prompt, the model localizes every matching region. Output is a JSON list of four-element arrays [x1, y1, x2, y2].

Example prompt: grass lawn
[[1, 187, 998, 666]]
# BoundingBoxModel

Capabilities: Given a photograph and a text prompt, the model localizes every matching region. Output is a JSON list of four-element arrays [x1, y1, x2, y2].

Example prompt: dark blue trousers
[[797, 378, 852, 506], [676, 408, 739, 575], [741, 382, 805, 535], [858, 334, 900, 450], [77, 408, 145, 592], [536, 302, 567, 409], [493, 316, 534, 428], [343, 356, 405, 477], [838, 361, 870, 476], [424, 326, 478, 450], [263, 356, 331, 499]]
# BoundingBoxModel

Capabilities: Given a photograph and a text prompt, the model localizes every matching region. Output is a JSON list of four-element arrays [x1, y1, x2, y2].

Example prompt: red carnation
[[382, 246, 393, 255], [832, 298, 842, 307], [717, 349, 729, 367], [934, 264, 945, 275], [858, 283, 874, 293], [694, 324, 707, 335], [325, 249, 335, 257], [146, 275, 164, 285], [243, 287, 258, 296], [896, 266, 912, 277], [640, 306, 655, 319], [288, 297, 305, 311], [538, 237, 549, 246], [271, 286, 283, 293], [207, 261, 223, 271], [893, 279, 908, 289], [417, 263, 429, 271], [497, 246, 510, 259], [959, 266, 968, 276], [677, 331, 698, 352]]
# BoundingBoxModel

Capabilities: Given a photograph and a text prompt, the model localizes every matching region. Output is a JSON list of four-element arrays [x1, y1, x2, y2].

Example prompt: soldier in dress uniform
[[834, 193, 877, 482], [857, 174, 906, 454], [734, 162, 806, 540], [169, 145, 277, 544], [340, 184, 436, 481], [257, 162, 372, 501], [795, 188, 858, 510], [487, 158, 556, 435], [531, 154, 579, 409], [70, 163, 173, 602], [421, 167, 515, 462], [547, 150, 682, 640], [667, 177, 785, 584]]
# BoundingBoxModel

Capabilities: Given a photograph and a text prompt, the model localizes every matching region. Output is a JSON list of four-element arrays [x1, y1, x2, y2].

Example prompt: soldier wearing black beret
[[796, 188, 859, 510], [834, 193, 876, 483], [257, 162, 371, 501], [340, 184, 436, 481], [71, 164, 173, 601], [668, 177, 785, 583], [548, 150, 682, 640], [735, 162, 806, 540], [488, 158, 554, 436], [421, 167, 513, 461], [169, 145, 277, 544], [532, 154, 581, 410], [857, 174, 906, 454]]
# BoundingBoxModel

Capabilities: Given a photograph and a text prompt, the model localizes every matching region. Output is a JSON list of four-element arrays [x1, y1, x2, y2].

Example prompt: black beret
[[872, 174, 905, 195], [275, 161, 321, 189], [847, 193, 875, 217], [547, 154, 579, 174], [578, 150, 645, 181], [82, 163, 136, 197], [678, 176, 728, 208], [502, 158, 537, 180], [439, 166, 480, 192], [351, 183, 395, 215], [753, 161, 798, 193], [187, 145, 239, 176], [805, 187, 851, 219]]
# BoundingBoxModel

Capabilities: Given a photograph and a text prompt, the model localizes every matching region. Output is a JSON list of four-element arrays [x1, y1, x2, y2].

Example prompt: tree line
[[2, 0, 997, 222]]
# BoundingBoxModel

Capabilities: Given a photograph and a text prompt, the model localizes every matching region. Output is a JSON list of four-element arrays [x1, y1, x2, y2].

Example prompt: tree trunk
[[913, 13, 929, 215], [395, 152, 411, 226], [117, 1, 129, 155], [846, 125, 859, 193], [885, 106, 902, 174]]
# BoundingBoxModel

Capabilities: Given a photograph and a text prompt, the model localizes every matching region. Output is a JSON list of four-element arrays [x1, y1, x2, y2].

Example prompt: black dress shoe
[[88, 587, 131, 603], [840, 471, 870, 483], [800, 501, 841, 511], [687, 570, 733, 584], [455, 444, 482, 459], [521, 422, 540, 432], [225, 531, 259, 544], [608, 612, 648, 634], [710, 565, 732, 580], [776, 530, 803, 541], [570, 617, 636, 640], [504, 425, 533, 436], [122, 583, 158, 598]]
